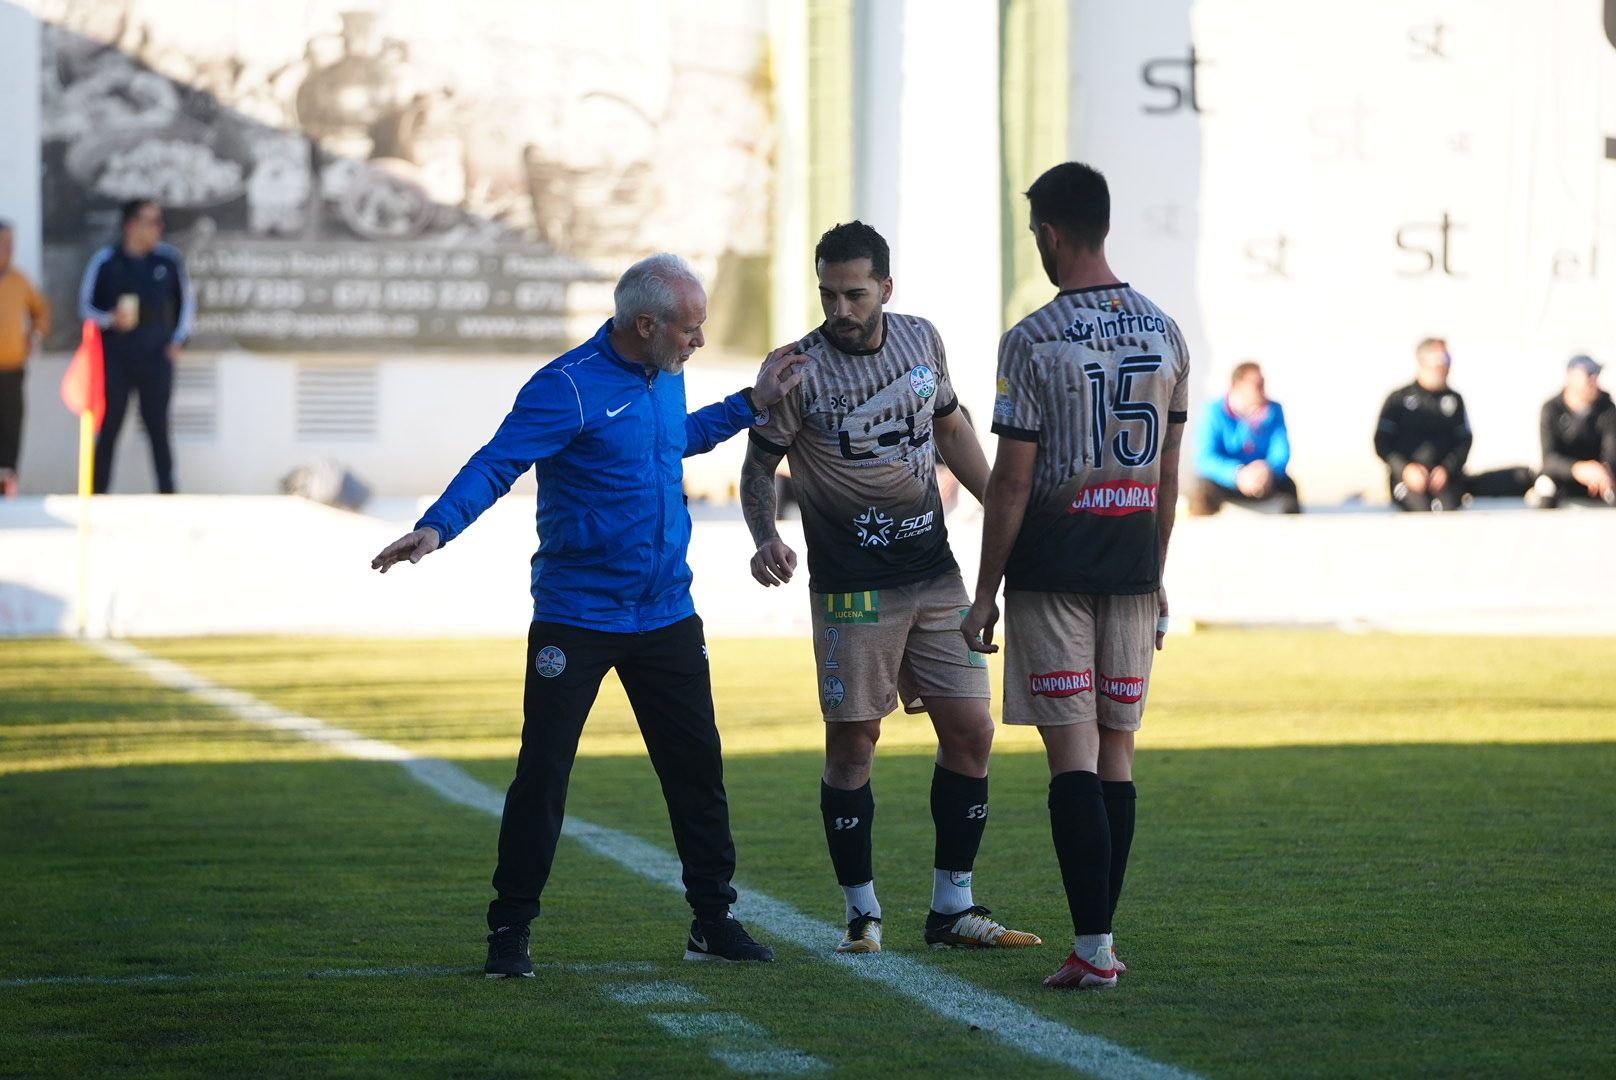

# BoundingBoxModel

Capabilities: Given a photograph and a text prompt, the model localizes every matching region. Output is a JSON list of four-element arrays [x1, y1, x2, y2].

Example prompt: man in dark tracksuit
[[78, 198, 194, 494], [373, 254, 804, 977], [1374, 338, 1473, 511], [1534, 355, 1616, 508]]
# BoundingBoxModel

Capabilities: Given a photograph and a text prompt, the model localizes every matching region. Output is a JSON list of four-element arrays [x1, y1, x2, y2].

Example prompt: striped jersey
[[991, 284, 1190, 595], [751, 313, 959, 592]]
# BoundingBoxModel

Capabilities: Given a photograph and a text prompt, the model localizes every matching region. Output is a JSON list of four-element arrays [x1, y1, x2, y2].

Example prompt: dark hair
[[814, 220, 890, 280], [0, 218, 12, 232], [1025, 162, 1109, 251], [120, 198, 158, 226]]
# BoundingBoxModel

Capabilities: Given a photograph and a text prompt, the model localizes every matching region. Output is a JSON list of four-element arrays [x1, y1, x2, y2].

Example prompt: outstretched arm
[[370, 367, 580, 572], [684, 345, 808, 456], [371, 526, 440, 573]]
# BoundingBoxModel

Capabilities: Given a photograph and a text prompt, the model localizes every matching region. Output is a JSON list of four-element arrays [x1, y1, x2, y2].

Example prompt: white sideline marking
[[89, 639, 1201, 1080], [710, 1049, 831, 1077], [600, 981, 710, 1005], [648, 1011, 767, 1039], [601, 981, 824, 1074]]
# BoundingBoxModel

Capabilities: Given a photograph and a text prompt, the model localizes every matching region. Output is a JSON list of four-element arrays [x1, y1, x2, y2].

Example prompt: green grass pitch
[[2, 631, 1613, 1078]]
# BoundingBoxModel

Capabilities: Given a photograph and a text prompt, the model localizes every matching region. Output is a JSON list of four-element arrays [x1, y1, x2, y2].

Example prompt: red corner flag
[[60, 320, 106, 431]]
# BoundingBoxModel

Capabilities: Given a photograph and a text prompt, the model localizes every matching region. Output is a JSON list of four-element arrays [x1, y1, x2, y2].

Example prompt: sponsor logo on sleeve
[[1029, 669, 1094, 697], [1100, 675, 1145, 703], [534, 646, 567, 678], [909, 364, 938, 400], [1068, 480, 1159, 516], [822, 675, 846, 710]]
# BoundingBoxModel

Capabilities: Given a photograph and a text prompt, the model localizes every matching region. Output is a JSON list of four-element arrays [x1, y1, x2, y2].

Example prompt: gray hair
[[613, 253, 702, 331]]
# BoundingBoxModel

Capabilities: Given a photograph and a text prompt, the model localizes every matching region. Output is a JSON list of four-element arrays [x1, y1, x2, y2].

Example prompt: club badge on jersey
[[909, 365, 937, 400]]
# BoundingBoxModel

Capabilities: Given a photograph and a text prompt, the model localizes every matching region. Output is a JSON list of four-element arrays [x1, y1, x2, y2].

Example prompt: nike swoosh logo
[[606, 402, 632, 417], [690, 933, 707, 951]]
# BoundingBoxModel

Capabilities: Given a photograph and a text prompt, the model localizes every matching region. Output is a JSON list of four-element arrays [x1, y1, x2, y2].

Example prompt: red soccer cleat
[[1043, 948, 1119, 989]]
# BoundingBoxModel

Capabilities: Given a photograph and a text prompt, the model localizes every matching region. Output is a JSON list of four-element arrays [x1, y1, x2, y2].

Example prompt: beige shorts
[[1002, 590, 1158, 730], [810, 571, 991, 722]]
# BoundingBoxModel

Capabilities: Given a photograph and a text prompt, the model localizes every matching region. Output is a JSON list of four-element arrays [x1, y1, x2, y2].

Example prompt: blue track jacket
[[1195, 397, 1292, 488], [416, 319, 758, 633]]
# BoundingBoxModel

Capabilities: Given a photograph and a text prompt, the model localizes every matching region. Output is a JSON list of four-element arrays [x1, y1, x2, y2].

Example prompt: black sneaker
[[683, 913, 775, 962], [484, 923, 534, 978]]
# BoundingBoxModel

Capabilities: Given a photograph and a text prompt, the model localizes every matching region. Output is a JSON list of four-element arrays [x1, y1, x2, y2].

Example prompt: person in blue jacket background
[[79, 198, 195, 493], [372, 253, 805, 976], [1189, 361, 1301, 515]]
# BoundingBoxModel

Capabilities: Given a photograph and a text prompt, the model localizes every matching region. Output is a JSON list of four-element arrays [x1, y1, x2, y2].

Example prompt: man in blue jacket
[[1189, 361, 1300, 515], [79, 198, 195, 493], [372, 254, 805, 976]]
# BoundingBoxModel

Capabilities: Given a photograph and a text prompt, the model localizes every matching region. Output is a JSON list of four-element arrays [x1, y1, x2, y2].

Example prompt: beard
[[1037, 235, 1058, 286], [649, 337, 688, 374], [828, 309, 882, 352]]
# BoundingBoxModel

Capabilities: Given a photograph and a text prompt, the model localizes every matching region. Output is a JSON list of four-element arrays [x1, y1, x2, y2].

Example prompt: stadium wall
[[2, 495, 1613, 638]]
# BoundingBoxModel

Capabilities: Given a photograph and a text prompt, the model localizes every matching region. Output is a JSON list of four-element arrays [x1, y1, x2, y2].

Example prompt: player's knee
[[939, 723, 993, 774], [824, 723, 878, 784]]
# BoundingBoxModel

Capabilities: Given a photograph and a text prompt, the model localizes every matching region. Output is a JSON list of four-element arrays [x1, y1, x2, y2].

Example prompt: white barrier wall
[[3, 496, 1612, 638]]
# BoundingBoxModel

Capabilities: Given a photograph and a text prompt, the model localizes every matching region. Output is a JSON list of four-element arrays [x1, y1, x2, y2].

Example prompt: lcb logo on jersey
[[1030, 669, 1093, 697], [534, 646, 567, 678], [909, 365, 937, 400], [822, 675, 846, 710]]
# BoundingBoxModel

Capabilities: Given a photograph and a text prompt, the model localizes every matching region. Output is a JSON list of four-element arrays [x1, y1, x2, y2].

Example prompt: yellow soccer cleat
[[923, 905, 1042, 949], [836, 913, 883, 954]]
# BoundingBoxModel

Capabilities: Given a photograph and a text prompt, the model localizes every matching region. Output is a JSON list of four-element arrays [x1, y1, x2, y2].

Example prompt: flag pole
[[75, 409, 94, 637]]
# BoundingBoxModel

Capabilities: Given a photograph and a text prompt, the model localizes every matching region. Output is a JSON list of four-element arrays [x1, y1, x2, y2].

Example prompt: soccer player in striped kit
[[965, 163, 1191, 989], [741, 222, 1042, 955]]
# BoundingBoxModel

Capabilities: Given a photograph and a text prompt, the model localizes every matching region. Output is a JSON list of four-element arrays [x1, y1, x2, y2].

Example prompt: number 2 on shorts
[[824, 627, 841, 669]]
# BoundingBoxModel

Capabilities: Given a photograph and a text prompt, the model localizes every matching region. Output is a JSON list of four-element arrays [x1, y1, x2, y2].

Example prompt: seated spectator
[[1190, 361, 1300, 515], [1530, 354, 1615, 508], [1374, 338, 1473, 511]]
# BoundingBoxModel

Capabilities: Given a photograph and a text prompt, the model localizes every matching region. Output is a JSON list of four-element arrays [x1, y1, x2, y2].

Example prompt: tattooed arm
[[741, 439, 797, 587]]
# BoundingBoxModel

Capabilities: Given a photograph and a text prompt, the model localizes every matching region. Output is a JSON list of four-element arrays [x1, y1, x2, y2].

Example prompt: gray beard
[[649, 344, 685, 375]]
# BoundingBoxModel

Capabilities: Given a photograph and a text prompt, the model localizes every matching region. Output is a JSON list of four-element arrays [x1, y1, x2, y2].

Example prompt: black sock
[[1102, 779, 1137, 923], [930, 764, 989, 873], [821, 780, 875, 886], [1048, 770, 1111, 935]]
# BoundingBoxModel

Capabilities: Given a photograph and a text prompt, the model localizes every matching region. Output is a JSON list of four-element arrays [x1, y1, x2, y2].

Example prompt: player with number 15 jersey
[[965, 162, 1190, 991]]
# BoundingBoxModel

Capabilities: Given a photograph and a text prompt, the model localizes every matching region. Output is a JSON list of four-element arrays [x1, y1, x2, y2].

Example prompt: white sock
[[842, 880, 880, 923], [1076, 932, 1115, 967], [931, 868, 974, 914]]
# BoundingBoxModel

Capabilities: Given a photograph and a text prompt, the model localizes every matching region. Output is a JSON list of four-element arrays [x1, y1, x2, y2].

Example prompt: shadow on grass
[[3, 741, 1613, 1078]]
